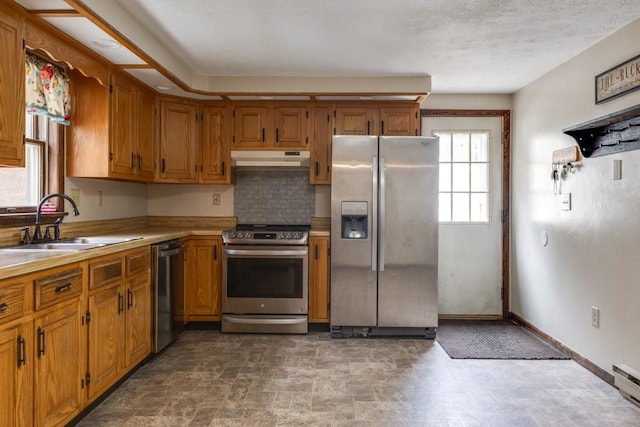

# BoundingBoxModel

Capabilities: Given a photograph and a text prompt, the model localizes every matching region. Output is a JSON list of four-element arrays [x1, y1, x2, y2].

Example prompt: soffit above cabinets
[[14, 0, 428, 100]]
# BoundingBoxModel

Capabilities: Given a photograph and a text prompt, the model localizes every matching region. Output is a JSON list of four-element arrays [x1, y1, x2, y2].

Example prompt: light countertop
[[0, 227, 223, 280]]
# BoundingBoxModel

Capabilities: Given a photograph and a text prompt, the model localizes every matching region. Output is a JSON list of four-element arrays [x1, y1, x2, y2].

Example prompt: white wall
[[147, 184, 234, 217], [512, 17, 640, 373], [421, 93, 512, 110], [64, 177, 147, 222]]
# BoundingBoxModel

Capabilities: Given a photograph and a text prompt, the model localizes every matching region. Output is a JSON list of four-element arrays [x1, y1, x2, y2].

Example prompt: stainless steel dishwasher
[[151, 239, 185, 353]]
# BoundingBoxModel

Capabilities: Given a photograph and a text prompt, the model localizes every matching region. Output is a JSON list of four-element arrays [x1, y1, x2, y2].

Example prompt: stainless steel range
[[221, 225, 309, 334]]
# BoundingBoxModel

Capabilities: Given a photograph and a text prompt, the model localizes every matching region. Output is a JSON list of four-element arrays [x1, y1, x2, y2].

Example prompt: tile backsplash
[[234, 168, 315, 224]]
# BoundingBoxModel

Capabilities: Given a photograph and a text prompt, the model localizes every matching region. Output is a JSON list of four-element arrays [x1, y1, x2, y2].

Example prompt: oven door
[[222, 245, 308, 315]]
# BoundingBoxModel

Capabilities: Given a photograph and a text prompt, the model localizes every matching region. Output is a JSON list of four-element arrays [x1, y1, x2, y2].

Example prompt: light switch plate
[[613, 159, 622, 180], [560, 193, 571, 211]]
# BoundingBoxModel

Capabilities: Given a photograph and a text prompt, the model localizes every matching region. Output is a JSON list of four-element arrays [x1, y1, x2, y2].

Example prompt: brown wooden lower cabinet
[[34, 299, 85, 427], [0, 246, 152, 427], [86, 247, 151, 402], [309, 236, 330, 323], [185, 236, 222, 321], [0, 320, 33, 426]]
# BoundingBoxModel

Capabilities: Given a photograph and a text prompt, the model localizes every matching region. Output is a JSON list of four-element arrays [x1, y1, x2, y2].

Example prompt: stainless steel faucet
[[31, 193, 80, 242]]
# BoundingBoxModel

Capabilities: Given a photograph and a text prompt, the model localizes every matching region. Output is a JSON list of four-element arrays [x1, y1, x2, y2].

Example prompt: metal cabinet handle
[[161, 158, 166, 174], [314, 244, 319, 260], [315, 161, 319, 177], [276, 128, 279, 143], [381, 120, 385, 135], [367, 121, 371, 135], [127, 288, 133, 309], [262, 128, 266, 143], [118, 292, 124, 314], [213, 244, 218, 260], [55, 283, 73, 293], [222, 161, 225, 176], [17, 335, 26, 368], [0, 302, 8, 313], [37, 327, 45, 358], [131, 152, 135, 168]]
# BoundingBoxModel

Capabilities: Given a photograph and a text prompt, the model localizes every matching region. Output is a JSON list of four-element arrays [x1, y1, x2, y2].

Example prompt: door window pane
[[435, 130, 490, 223]]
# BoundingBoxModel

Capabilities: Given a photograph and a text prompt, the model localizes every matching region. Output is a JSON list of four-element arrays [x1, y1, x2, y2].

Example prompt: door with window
[[422, 117, 503, 316]]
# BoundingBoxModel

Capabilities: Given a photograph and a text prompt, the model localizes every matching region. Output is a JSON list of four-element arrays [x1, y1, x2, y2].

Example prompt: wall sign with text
[[595, 54, 640, 104]]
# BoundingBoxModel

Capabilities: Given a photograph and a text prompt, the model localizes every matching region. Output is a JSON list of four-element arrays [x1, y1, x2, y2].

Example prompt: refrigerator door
[[378, 136, 439, 327], [331, 136, 378, 326]]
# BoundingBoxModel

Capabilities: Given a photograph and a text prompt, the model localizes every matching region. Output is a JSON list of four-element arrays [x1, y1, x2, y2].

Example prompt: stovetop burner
[[223, 224, 310, 245]]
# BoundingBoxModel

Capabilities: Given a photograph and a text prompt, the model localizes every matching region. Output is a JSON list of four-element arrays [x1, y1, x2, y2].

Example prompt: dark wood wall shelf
[[563, 104, 640, 158]]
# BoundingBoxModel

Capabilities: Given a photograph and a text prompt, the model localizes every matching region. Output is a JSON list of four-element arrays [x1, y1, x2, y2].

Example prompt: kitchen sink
[[0, 236, 142, 252], [57, 236, 142, 245]]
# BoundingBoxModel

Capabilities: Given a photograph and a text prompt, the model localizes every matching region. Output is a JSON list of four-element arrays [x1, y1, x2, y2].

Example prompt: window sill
[[0, 212, 68, 228]]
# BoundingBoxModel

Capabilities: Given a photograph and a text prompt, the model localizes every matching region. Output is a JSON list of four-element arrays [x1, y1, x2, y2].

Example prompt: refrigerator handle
[[372, 156, 378, 272], [379, 157, 386, 272]]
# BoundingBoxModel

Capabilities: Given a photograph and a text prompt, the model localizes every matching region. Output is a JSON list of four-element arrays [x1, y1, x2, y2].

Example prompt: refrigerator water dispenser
[[341, 201, 368, 239]]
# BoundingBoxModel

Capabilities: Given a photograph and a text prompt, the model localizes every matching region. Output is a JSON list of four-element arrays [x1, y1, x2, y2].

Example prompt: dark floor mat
[[436, 319, 570, 359]]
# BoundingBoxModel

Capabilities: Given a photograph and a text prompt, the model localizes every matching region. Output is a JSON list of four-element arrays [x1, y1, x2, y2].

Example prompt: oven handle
[[224, 315, 307, 325], [223, 248, 308, 256]]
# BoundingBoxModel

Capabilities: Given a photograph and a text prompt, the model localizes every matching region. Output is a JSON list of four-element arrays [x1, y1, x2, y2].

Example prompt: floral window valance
[[25, 53, 71, 125]]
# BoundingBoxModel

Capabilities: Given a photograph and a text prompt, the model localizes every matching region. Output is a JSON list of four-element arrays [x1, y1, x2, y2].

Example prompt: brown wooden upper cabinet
[[310, 104, 332, 185], [67, 71, 157, 182], [110, 74, 156, 181], [0, 7, 25, 167], [334, 104, 419, 137], [233, 104, 309, 149], [158, 99, 198, 183], [201, 106, 231, 184]]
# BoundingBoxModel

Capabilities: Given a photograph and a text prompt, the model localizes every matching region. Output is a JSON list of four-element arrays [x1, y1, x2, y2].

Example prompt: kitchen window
[[0, 114, 64, 224], [436, 131, 490, 223]]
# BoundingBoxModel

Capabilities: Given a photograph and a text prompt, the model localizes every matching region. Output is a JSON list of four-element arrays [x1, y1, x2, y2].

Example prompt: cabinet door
[[0, 323, 32, 426], [87, 283, 122, 401], [186, 238, 221, 319], [159, 101, 198, 182], [110, 76, 135, 178], [310, 105, 332, 184], [233, 106, 268, 148], [34, 301, 84, 427], [309, 236, 330, 323], [136, 88, 157, 180], [334, 107, 378, 136], [201, 106, 230, 183], [124, 273, 151, 369], [274, 106, 308, 148], [380, 106, 418, 136], [0, 8, 25, 167]]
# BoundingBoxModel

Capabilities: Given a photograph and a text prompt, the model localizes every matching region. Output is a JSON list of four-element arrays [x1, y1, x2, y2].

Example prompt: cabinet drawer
[[0, 282, 25, 324], [90, 257, 123, 290], [35, 268, 83, 310], [126, 249, 150, 277]]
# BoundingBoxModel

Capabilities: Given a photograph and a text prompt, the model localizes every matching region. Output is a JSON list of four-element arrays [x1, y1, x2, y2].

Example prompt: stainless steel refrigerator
[[330, 135, 439, 338]]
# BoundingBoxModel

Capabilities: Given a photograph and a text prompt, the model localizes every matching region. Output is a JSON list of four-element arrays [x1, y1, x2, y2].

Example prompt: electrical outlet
[[212, 193, 221, 205], [591, 306, 600, 328]]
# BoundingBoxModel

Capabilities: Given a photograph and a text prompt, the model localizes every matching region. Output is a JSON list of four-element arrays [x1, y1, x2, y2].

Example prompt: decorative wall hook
[[551, 147, 581, 194]]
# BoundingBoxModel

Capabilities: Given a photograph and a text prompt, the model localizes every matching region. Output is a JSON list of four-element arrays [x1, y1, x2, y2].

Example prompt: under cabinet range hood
[[230, 150, 310, 167]]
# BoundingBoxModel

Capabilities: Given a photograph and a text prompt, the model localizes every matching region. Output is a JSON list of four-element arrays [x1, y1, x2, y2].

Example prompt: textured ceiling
[[112, 0, 640, 93]]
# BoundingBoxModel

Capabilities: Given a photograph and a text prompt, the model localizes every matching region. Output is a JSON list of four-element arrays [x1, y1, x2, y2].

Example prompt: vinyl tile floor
[[75, 330, 640, 426]]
